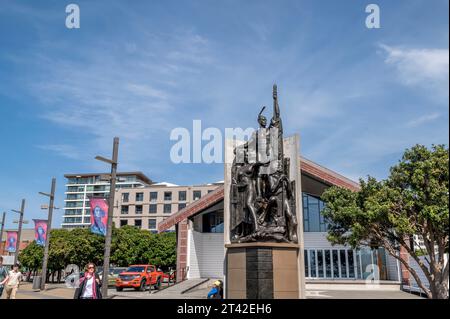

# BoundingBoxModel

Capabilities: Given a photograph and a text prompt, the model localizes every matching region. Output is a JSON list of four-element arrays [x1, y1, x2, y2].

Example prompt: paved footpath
[[3, 282, 423, 300]]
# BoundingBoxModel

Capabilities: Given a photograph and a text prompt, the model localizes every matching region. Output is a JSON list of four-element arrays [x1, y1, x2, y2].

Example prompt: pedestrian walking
[[74, 262, 102, 299], [3, 263, 23, 299], [0, 257, 9, 298]]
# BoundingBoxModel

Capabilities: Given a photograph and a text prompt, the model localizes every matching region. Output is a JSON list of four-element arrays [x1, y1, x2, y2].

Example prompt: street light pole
[[96, 137, 119, 298], [12, 199, 25, 265], [0, 212, 5, 255], [39, 177, 56, 290]]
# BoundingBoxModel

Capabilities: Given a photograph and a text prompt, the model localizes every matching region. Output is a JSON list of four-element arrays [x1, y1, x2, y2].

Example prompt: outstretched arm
[[273, 84, 280, 120]]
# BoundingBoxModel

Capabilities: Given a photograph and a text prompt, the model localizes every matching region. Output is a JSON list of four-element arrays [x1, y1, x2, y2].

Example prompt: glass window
[[121, 205, 129, 214], [332, 250, 339, 278], [149, 204, 157, 214], [178, 203, 186, 211], [325, 250, 332, 278], [136, 192, 144, 202], [120, 220, 128, 227], [308, 196, 320, 232], [340, 250, 348, 278], [359, 248, 373, 279], [302, 193, 328, 232], [317, 250, 324, 278], [310, 250, 317, 277], [163, 204, 172, 214], [148, 218, 156, 230], [178, 191, 186, 201], [347, 250, 355, 278], [150, 192, 158, 202], [304, 250, 309, 277], [193, 190, 202, 201], [134, 219, 142, 228], [122, 193, 129, 203], [135, 205, 143, 214], [202, 211, 224, 233], [164, 192, 172, 201]]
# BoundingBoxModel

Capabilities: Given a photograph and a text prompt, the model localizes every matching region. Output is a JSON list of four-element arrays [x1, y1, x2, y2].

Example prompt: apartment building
[[113, 182, 222, 232], [62, 172, 153, 228]]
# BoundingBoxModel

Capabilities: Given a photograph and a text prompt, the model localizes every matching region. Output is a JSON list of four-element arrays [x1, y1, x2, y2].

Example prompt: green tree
[[111, 226, 176, 267], [322, 144, 449, 299], [18, 241, 43, 274], [143, 232, 176, 267]]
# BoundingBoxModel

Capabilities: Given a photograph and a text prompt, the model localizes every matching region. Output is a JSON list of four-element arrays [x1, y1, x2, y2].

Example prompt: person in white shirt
[[75, 262, 102, 299], [4, 263, 22, 299]]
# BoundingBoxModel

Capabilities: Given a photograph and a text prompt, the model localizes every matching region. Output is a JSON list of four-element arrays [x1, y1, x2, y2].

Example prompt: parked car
[[98, 267, 127, 287], [161, 270, 176, 283], [115, 265, 164, 291]]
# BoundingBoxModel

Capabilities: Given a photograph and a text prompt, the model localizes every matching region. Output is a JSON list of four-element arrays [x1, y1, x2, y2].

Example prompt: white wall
[[304, 232, 347, 249], [187, 229, 224, 279]]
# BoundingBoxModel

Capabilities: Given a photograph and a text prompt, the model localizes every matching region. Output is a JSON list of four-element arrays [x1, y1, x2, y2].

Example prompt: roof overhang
[[158, 156, 360, 232], [157, 186, 224, 232]]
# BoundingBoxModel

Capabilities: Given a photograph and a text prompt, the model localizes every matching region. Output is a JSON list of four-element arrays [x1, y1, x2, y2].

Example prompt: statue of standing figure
[[230, 85, 298, 243]]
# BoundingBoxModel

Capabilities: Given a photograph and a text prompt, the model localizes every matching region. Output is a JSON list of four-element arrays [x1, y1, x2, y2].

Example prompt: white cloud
[[380, 44, 449, 99], [406, 112, 441, 127], [36, 144, 82, 160]]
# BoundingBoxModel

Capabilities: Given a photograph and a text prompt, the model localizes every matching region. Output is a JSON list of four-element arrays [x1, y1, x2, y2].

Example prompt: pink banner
[[33, 219, 48, 246], [89, 198, 108, 236], [6, 231, 18, 252]]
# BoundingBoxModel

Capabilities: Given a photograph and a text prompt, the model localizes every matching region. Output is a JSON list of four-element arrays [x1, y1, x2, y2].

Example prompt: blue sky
[[0, 0, 448, 228]]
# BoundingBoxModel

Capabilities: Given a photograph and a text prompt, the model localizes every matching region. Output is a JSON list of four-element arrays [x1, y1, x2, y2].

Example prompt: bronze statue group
[[230, 85, 298, 244]]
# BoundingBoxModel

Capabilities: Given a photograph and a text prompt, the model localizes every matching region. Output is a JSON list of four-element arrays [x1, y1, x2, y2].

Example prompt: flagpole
[[96, 137, 119, 298], [0, 212, 5, 255], [39, 177, 56, 290]]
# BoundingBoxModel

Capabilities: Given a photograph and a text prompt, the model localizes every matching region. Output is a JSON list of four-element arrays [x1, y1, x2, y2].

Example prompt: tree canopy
[[19, 226, 176, 274], [322, 144, 449, 299]]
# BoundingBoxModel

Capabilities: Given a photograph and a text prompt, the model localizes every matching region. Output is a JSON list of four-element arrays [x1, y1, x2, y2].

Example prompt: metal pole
[[14, 199, 25, 265], [0, 212, 5, 255], [101, 137, 119, 298], [40, 178, 56, 290]]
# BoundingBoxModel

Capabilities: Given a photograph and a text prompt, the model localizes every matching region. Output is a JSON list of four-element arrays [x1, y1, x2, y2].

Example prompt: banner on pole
[[6, 231, 18, 252], [33, 219, 48, 246], [89, 198, 108, 236]]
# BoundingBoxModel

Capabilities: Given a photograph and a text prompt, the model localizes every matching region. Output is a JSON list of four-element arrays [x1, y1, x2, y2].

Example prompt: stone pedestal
[[226, 243, 301, 299], [224, 135, 305, 299]]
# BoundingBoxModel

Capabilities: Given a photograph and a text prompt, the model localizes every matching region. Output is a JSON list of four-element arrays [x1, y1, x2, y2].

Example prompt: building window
[[202, 211, 224, 233], [120, 220, 128, 227], [150, 192, 158, 202], [163, 204, 172, 214], [121, 205, 129, 214], [136, 192, 144, 202], [63, 217, 82, 224], [207, 189, 214, 193], [178, 203, 186, 211], [122, 193, 129, 203], [149, 204, 157, 214], [164, 192, 172, 201], [303, 193, 328, 232], [134, 219, 142, 228], [178, 191, 186, 202], [304, 248, 364, 279], [193, 190, 202, 201], [148, 218, 156, 230], [135, 205, 143, 214]]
